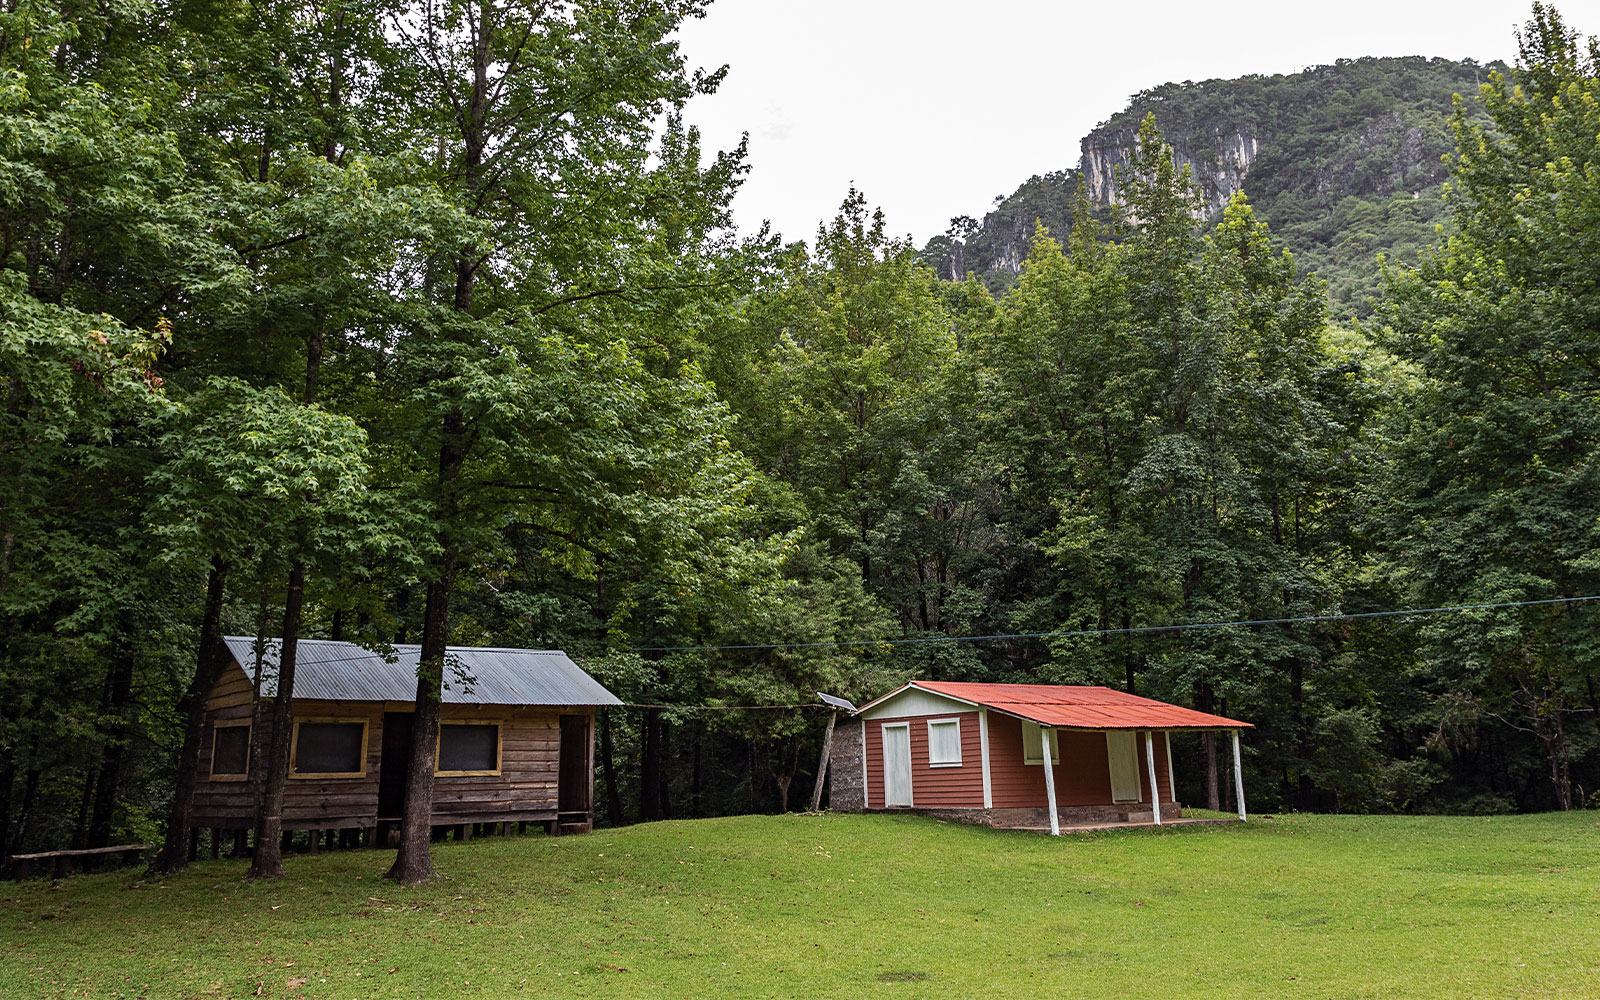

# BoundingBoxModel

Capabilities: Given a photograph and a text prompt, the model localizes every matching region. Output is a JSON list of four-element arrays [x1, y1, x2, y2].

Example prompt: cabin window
[[436, 721, 502, 776], [210, 720, 251, 780], [1021, 721, 1060, 765], [290, 719, 368, 778], [927, 718, 962, 766]]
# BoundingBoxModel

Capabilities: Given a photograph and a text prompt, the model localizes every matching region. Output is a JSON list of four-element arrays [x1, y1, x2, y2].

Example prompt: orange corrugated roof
[[875, 681, 1250, 730]]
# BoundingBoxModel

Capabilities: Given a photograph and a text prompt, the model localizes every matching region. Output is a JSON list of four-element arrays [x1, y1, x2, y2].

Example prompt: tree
[[1377, 4, 1600, 810], [373, 0, 758, 882], [144, 380, 375, 874], [987, 119, 1366, 810], [716, 191, 979, 636]]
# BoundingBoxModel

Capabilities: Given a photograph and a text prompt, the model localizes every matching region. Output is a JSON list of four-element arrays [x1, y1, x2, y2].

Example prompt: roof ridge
[[223, 636, 564, 655]]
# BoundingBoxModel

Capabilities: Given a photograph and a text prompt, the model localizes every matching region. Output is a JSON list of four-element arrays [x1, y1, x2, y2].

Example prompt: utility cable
[[228, 594, 1600, 663], [631, 593, 1600, 653]]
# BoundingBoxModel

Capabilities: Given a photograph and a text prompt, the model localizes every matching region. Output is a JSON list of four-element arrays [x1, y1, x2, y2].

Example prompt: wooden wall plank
[[191, 665, 589, 829], [862, 711, 984, 809]]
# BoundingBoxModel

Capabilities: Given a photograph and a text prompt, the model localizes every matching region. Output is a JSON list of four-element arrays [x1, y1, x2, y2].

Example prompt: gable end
[[859, 685, 980, 721]]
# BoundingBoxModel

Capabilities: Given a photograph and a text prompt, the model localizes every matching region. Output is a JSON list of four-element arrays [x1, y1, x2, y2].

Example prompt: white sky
[[674, 0, 1551, 247]]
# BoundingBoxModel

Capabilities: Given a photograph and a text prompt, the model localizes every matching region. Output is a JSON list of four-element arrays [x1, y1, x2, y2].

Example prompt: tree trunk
[[746, 740, 759, 812], [251, 560, 306, 878], [0, 756, 14, 853], [151, 557, 229, 875], [658, 721, 674, 819], [1290, 654, 1307, 778], [599, 707, 623, 826], [9, 763, 39, 856], [1122, 606, 1137, 694], [70, 751, 95, 850], [1541, 699, 1573, 811], [691, 730, 703, 818], [387, 569, 449, 883], [1196, 681, 1220, 811], [640, 707, 661, 822], [87, 625, 137, 850]]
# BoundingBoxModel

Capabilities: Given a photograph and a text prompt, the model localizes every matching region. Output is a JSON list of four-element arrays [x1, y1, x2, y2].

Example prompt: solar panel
[[816, 691, 857, 712]]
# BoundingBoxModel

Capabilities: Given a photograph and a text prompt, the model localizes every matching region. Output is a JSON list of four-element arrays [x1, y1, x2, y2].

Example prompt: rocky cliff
[[924, 56, 1501, 315], [1080, 126, 1260, 218]]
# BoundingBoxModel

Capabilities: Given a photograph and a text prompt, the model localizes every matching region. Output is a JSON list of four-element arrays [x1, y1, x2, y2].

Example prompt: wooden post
[[1144, 731, 1161, 826], [1040, 726, 1059, 836], [1232, 730, 1247, 822], [809, 711, 838, 813]]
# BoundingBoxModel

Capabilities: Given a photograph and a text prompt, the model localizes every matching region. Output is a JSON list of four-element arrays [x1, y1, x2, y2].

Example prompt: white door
[[882, 724, 912, 807], [1106, 731, 1142, 803]]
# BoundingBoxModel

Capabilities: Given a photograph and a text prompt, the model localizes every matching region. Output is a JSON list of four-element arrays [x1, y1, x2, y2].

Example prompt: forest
[[2, 0, 1598, 881]]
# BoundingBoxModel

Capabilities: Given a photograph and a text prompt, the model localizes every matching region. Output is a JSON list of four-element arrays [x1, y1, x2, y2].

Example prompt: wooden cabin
[[826, 682, 1251, 834], [193, 637, 621, 841]]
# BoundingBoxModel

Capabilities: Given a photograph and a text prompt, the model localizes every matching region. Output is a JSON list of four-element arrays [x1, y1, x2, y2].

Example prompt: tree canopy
[[2, 3, 1598, 879]]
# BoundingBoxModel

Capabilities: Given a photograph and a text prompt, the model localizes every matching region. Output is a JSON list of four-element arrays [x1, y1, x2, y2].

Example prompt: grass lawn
[[2, 811, 1598, 999]]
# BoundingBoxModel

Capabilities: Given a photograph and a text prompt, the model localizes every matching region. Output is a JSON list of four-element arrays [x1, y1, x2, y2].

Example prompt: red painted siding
[[988, 714, 1174, 809], [862, 711, 984, 809]]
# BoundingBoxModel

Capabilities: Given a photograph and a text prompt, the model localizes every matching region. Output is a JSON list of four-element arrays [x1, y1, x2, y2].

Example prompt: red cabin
[[827, 682, 1251, 833]]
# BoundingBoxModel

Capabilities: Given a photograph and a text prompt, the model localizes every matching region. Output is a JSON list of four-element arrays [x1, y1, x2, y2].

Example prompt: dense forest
[[923, 55, 1502, 317], [2, 0, 1598, 880]]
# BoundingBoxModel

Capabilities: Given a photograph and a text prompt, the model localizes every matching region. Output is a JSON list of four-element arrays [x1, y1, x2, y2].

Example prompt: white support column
[[1164, 731, 1175, 797], [860, 720, 869, 806], [1040, 726, 1059, 836], [1232, 729, 1247, 822], [1144, 730, 1161, 826], [978, 709, 993, 809]]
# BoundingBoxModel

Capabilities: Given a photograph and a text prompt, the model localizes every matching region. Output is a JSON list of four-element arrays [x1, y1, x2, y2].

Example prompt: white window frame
[[1022, 720, 1060, 765], [926, 718, 963, 767]]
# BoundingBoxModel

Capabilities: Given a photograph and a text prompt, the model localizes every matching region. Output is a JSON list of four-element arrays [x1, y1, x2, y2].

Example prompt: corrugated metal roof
[[222, 637, 621, 707], [860, 681, 1249, 730]]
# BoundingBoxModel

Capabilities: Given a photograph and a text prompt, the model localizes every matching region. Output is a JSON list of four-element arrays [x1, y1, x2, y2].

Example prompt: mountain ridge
[[922, 55, 1504, 317]]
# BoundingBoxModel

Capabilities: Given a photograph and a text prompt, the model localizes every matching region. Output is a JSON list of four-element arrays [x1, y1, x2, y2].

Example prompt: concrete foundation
[[885, 802, 1184, 830]]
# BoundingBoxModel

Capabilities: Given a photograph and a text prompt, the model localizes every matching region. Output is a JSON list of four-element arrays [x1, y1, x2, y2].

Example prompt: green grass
[[3, 812, 1598, 998]]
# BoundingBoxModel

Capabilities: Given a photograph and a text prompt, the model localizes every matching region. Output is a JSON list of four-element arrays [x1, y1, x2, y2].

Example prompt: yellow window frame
[[288, 717, 370, 779]]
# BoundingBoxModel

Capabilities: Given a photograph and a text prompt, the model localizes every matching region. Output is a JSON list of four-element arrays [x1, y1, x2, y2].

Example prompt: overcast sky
[[673, 0, 1546, 247]]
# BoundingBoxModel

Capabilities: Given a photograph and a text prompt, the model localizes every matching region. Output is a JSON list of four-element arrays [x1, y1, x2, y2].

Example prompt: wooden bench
[[7, 844, 153, 880]]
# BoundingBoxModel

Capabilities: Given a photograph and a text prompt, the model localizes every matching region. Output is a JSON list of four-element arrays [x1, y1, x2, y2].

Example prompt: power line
[[228, 594, 1600, 663], [633, 594, 1600, 653], [616, 702, 819, 711]]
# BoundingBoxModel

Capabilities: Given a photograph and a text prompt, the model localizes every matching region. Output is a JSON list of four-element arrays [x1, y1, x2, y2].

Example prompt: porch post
[[1232, 729, 1247, 821], [1144, 730, 1161, 826], [1040, 726, 1059, 836]]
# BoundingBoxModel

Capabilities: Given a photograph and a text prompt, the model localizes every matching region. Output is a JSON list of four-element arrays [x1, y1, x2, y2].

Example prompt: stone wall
[[826, 718, 865, 812]]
